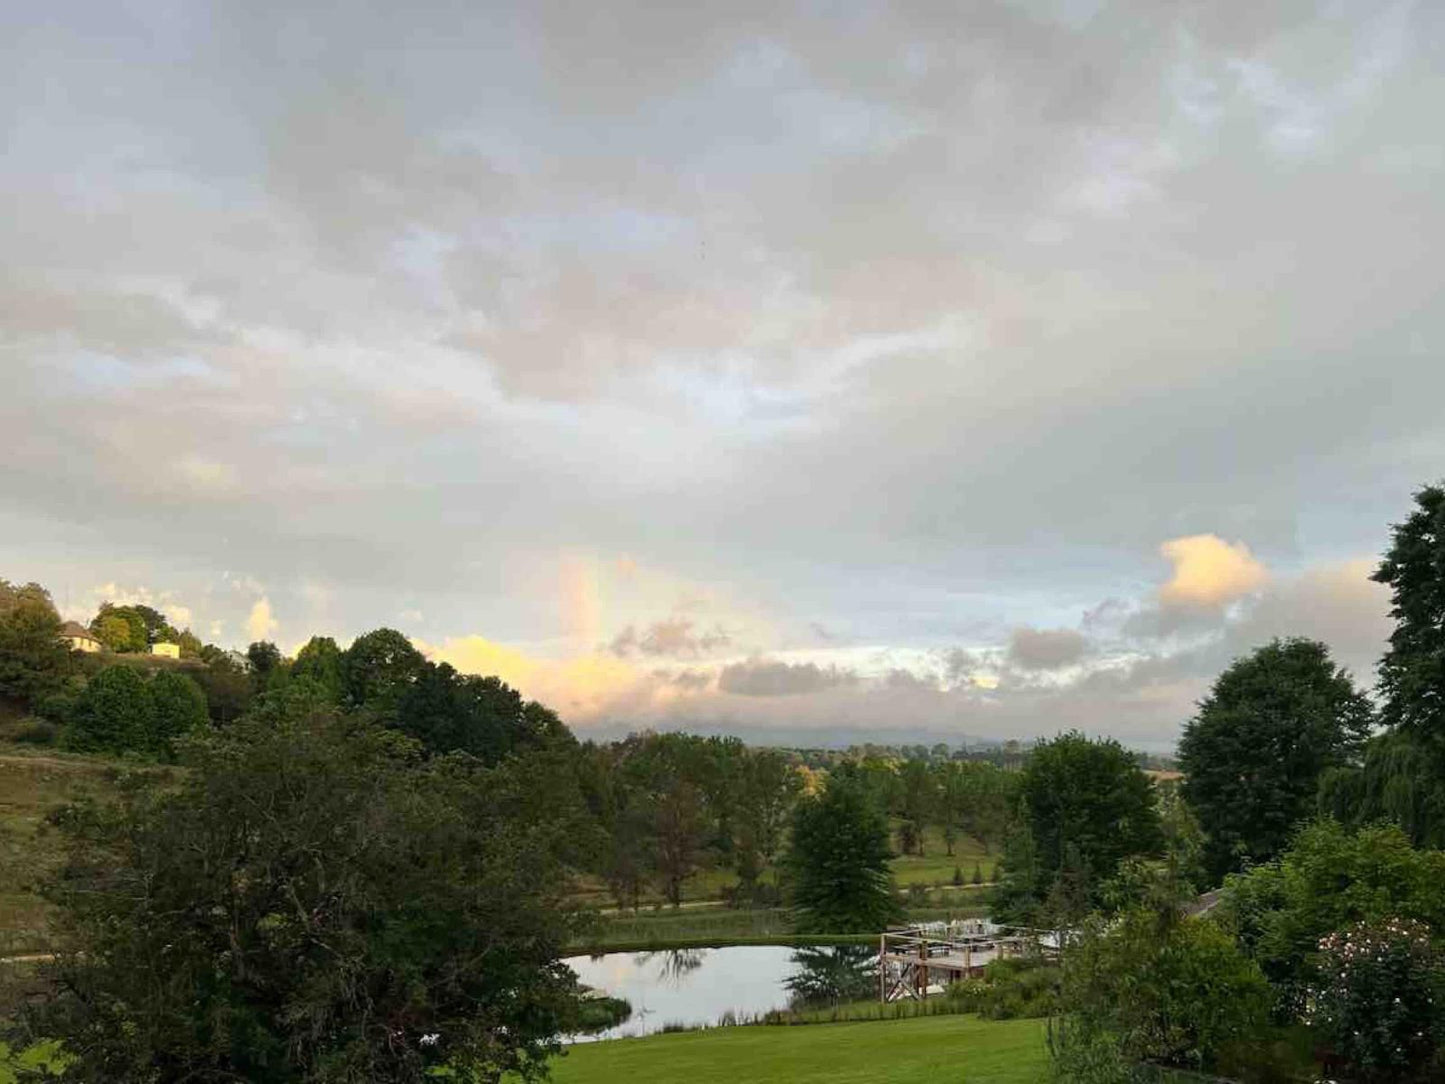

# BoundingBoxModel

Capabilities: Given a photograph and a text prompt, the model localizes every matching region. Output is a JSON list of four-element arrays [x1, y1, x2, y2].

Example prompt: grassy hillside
[[536, 1014, 1047, 1084], [0, 743, 156, 956]]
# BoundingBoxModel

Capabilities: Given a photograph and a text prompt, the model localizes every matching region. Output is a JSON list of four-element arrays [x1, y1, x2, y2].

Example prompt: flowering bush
[[1309, 917, 1443, 1081]]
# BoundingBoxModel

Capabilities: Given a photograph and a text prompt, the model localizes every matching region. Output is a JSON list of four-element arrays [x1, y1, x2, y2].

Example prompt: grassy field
[[537, 1014, 1048, 1083]]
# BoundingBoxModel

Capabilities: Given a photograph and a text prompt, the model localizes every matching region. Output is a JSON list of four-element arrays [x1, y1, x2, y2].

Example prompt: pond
[[563, 944, 876, 1041]]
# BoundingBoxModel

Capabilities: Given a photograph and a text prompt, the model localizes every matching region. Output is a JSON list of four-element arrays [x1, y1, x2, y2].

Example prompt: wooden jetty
[[877, 920, 1057, 1002]]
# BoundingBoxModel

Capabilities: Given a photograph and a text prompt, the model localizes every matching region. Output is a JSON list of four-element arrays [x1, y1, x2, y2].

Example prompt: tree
[[994, 732, 1161, 923], [1325, 484, 1445, 847], [896, 757, 935, 856], [290, 635, 345, 702], [1180, 638, 1373, 880], [92, 611, 140, 652], [89, 603, 174, 652], [342, 627, 424, 712], [22, 712, 581, 1083], [393, 665, 571, 764], [246, 639, 284, 680], [1374, 482, 1445, 739], [1216, 818, 1445, 1019], [731, 749, 800, 902], [147, 670, 208, 757], [0, 582, 68, 705], [66, 666, 155, 755], [654, 778, 705, 908], [175, 628, 204, 659], [785, 771, 902, 934]]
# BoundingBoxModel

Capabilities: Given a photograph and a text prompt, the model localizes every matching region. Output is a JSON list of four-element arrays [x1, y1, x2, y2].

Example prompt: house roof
[[60, 620, 99, 641]]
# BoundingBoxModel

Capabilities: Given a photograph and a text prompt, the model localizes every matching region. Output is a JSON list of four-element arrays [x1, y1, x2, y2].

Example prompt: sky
[[3, 1, 1442, 749]]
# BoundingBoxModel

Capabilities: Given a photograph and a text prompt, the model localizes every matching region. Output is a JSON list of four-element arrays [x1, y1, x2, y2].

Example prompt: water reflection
[[638, 948, 706, 986], [564, 943, 880, 1041], [785, 944, 877, 1008]]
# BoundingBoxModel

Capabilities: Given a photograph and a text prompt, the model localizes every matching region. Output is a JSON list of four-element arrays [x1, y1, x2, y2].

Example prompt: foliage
[[1217, 819, 1445, 1019], [993, 732, 1161, 924], [146, 670, 208, 754], [1055, 909, 1271, 1075], [895, 758, 935, 855], [1179, 638, 1373, 881], [0, 584, 68, 706], [1374, 482, 1445, 739], [60, 666, 205, 760], [568, 995, 632, 1035], [18, 712, 582, 1083], [290, 635, 345, 702], [341, 627, 425, 712], [1325, 485, 1445, 848], [785, 770, 902, 934], [88, 603, 177, 653], [947, 956, 1059, 1020], [393, 664, 572, 763], [1308, 918, 1444, 1082], [63, 666, 154, 756]]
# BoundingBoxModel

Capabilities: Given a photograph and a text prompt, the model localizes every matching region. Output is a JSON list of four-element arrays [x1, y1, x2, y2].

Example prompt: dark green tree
[[22, 712, 581, 1083], [147, 671, 208, 757], [246, 640, 284, 680], [1374, 483, 1445, 738], [785, 771, 902, 934], [342, 627, 425, 712], [1320, 484, 1445, 846], [993, 731, 1161, 923], [290, 635, 345, 702], [66, 666, 155, 755], [1180, 638, 1373, 881]]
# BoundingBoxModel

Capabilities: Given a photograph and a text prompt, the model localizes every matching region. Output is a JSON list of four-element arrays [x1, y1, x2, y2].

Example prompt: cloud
[[717, 657, 858, 697], [245, 598, 279, 643], [1007, 627, 1090, 670], [609, 617, 731, 658], [1157, 535, 1269, 609]]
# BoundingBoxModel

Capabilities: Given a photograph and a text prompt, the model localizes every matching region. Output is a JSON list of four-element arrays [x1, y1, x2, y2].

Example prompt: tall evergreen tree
[[1374, 483, 1445, 739], [1323, 483, 1445, 846], [785, 770, 902, 934]]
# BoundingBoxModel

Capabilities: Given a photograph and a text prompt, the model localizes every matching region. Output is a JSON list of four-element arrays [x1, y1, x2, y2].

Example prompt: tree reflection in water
[[640, 948, 708, 987], [785, 945, 877, 1007]]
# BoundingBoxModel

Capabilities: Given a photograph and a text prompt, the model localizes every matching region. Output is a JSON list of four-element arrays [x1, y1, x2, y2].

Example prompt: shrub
[[1057, 910, 1271, 1074], [1308, 918, 1444, 1082], [946, 955, 1058, 1019]]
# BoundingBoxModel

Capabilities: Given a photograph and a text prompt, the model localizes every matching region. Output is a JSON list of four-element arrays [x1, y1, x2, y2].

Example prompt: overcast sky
[[3, 1, 1441, 748]]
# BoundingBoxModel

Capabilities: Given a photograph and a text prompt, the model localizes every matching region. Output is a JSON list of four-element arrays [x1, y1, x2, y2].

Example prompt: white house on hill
[[151, 641, 181, 659], [61, 621, 102, 653]]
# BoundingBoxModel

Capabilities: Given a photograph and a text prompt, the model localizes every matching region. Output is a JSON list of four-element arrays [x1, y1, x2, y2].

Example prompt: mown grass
[[534, 1013, 1048, 1083]]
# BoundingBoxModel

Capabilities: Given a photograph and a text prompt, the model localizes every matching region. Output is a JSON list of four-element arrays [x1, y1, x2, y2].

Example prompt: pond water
[[564, 944, 876, 1041]]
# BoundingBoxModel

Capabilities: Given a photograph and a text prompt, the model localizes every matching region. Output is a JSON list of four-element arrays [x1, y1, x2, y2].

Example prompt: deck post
[[878, 933, 886, 1003]]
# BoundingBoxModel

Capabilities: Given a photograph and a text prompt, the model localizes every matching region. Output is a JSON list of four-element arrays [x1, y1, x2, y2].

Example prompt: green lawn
[[539, 1014, 1047, 1083]]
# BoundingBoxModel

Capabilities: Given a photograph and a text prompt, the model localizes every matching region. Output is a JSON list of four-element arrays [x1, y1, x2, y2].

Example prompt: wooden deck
[[877, 920, 1057, 1001]]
